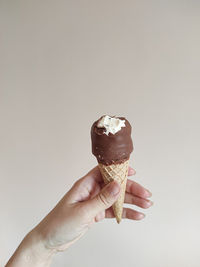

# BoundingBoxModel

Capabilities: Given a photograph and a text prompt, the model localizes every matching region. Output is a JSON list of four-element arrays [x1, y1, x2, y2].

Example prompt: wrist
[[26, 228, 56, 265], [6, 228, 56, 267]]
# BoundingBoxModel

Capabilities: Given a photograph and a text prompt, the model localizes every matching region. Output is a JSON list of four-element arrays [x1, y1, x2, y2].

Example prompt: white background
[[1, 1, 200, 266]]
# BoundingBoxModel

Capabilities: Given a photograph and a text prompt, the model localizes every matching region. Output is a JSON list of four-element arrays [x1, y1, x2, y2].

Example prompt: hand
[[6, 166, 153, 266], [35, 166, 152, 252]]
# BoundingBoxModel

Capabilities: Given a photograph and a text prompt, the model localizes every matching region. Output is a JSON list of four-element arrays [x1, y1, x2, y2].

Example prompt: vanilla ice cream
[[97, 115, 126, 135]]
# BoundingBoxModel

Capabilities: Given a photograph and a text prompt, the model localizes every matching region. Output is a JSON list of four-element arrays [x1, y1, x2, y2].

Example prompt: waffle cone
[[98, 160, 129, 223]]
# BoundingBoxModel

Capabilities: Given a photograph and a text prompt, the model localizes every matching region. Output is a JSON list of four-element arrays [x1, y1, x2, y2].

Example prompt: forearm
[[6, 229, 56, 267]]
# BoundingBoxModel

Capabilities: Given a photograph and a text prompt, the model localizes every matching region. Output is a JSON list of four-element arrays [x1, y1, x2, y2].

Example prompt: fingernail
[[107, 181, 120, 197], [138, 213, 145, 220], [129, 167, 136, 175], [145, 190, 152, 198], [146, 200, 153, 207]]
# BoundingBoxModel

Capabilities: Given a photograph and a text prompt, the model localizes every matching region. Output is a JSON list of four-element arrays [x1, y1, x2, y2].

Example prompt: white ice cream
[[97, 115, 126, 135]]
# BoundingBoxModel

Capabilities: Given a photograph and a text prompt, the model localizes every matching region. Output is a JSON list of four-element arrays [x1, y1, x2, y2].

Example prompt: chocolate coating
[[91, 116, 133, 165]]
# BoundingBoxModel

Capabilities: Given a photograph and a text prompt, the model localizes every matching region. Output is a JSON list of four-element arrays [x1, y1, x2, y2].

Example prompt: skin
[[6, 166, 153, 267]]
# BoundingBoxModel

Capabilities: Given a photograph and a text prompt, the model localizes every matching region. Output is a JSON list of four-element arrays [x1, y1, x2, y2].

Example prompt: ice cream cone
[[98, 160, 129, 223]]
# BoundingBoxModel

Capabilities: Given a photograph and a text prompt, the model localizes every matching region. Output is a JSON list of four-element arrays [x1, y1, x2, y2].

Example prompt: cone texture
[[98, 160, 129, 223]]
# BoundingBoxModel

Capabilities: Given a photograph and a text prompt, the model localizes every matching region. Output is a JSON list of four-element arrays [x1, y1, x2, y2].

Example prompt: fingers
[[95, 193, 153, 222], [92, 166, 153, 223], [124, 192, 153, 208], [85, 181, 121, 217], [128, 166, 136, 176], [126, 179, 152, 199], [122, 208, 145, 220], [68, 165, 139, 204], [105, 207, 145, 220]]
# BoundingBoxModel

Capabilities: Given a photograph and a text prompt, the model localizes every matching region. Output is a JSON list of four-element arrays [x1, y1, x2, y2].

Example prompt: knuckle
[[98, 191, 109, 206], [72, 177, 83, 188]]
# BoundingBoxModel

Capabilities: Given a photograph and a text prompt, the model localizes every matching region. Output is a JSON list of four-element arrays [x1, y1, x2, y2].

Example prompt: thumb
[[86, 181, 121, 217]]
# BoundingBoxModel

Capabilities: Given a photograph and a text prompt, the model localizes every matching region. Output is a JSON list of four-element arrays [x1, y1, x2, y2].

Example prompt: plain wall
[[1, 1, 200, 266]]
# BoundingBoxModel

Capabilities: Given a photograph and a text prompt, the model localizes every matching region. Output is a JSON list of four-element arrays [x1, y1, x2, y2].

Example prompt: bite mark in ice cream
[[97, 115, 126, 135]]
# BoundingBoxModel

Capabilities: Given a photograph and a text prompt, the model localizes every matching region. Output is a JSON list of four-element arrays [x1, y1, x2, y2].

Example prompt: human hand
[[35, 166, 152, 252], [6, 166, 152, 267]]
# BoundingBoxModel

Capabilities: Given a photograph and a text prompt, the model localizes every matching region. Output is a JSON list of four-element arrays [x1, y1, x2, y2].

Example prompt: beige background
[[1, 1, 200, 266]]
